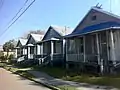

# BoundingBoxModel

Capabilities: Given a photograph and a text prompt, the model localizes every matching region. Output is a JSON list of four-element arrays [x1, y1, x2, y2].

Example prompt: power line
[[4, 0, 29, 28], [0, 0, 35, 38], [0, 0, 4, 11]]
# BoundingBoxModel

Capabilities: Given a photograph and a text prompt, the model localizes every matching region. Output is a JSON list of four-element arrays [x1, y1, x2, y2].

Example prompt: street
[[0, 68, 50, 90]]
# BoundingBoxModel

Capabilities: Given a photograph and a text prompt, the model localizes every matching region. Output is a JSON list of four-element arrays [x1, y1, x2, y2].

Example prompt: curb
[[18, 73, 60, 90], [4, 67, 60, 90]]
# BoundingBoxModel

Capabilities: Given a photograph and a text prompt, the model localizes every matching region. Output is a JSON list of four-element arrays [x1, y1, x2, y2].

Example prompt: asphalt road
[[0, 68, 50, 90]]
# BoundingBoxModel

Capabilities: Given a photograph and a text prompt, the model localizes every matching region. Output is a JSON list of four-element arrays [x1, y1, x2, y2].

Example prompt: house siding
[[73, 9, 120, 34]]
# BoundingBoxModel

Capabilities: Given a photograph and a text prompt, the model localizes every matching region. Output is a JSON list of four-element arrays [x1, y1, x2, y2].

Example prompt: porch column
[[83, 36, 86, 62], [63, 39, 65, 55], [28, 46, 30, 59], [96, 33, 100, 65], [15, 49, 17, 58], [20, 48, 21, 56], [110, 30, 116, 64], [23, 48, 25, 55], [41, 43, 43, 64], [51, 41, 54, 61], [65, 39, 68, 69], [34, 45, 37, 57]]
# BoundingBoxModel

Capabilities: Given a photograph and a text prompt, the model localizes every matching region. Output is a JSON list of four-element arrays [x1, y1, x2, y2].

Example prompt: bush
[[0, 63, 6, 67], [0, 51, 5, 62], [8, 54, 14, 64]]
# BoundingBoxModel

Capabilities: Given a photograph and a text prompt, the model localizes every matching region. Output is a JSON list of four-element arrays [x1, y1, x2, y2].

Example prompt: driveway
[[0, 68, 50, 90]]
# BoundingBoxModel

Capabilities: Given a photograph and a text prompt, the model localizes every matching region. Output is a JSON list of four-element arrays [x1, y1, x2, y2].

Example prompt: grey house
[[65, 7, 120, 74], [37, 25, 72, 66], [16, 38, 27, 58], [26, 33, 44, 60]]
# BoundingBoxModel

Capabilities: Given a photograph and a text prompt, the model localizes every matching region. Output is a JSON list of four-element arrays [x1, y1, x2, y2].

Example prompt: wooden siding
[[74, 8, 120, 33]]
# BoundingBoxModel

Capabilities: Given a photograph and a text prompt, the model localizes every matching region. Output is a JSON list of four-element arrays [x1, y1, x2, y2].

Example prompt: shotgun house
[[15, 38, 27, 62], [65, 7, 120, 74], [26, 33, 44, 60], [37, 25, 72, 67]]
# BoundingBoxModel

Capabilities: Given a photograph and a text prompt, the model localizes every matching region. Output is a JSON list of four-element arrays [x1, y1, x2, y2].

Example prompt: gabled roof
[[16, 38, 27, 47], [92, 7, 120, 19], [65, 7, 120, 38], [66, 21, 120, 37], [51, 25, 73, 36], [19, 38, 27, 45], [42, 25, 73, 41], [31, 34, 44, 42], [26, 33, 44, 45]]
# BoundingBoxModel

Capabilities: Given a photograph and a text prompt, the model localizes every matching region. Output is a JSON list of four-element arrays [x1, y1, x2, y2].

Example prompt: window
[[80, 37, 84, 53], [92, 15, 97, 21], [67, 39, 75, 54]]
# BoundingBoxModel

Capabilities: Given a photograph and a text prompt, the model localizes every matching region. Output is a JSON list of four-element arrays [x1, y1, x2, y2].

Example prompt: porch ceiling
[[65, 21, 120, 38], [37, 37, 60, 44]]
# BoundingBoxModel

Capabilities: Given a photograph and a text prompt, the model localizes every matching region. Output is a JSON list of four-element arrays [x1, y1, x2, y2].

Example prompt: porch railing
[[67, 54, 98, 63], [53, 53, 64, 60], [28, 54, 34, 59], [67, 54, 84, 62], [85, 54, 98, 64]]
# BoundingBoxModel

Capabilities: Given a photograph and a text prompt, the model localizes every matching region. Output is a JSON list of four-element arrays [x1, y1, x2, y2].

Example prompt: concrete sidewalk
[[28, 70, 119, 90]]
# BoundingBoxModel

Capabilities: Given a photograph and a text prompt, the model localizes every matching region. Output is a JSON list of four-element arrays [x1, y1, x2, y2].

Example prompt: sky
[[0, 0, 120, 44]]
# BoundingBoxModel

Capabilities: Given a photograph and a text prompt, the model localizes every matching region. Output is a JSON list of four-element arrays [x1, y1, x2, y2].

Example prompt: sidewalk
[[28, 70, 119, 90]]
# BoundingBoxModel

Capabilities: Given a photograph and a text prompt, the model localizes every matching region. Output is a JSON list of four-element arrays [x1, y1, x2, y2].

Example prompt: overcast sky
[[0, 0, 120, 44]]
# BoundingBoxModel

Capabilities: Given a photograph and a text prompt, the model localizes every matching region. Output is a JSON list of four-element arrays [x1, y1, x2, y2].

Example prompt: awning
[[65, 21, 120, 38]]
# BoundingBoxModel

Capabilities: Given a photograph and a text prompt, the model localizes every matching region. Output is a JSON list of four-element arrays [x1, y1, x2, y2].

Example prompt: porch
[[37, 40, 64, 66], [66, 30, 120, 74], [26, 44, 35, 60]]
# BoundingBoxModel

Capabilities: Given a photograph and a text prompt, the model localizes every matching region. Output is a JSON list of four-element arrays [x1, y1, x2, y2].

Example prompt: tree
[[3, 39, 16, 63], [0, 51, 5, 62], [3, 39, 16, 52]]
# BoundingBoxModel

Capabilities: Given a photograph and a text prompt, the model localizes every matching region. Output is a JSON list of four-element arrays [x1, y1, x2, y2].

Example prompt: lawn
[[32, 66, 120, 89], [62, 75, 120, 88], [32, 66, 67, 78], [58, 85, 77, 90], [0, 62, 6, 67], [3, 65, 35, 79]]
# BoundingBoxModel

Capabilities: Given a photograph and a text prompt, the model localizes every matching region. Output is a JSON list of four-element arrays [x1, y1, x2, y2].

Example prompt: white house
[[15, 38, 27, 58], [26, 33, 44, 60]]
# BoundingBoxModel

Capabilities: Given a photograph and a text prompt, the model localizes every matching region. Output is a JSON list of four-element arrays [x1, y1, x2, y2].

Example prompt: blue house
[[65, 7, 120, 74]]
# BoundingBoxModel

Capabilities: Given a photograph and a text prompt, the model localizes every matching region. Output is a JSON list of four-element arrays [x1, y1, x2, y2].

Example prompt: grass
[[4, 65, 35, 79], [62, 75, 120, 88], [4, 65, 60, 90], [58, 85, 77, 90], [32, 66, 120, 89], [13, 70, 35, 79], [4, 65, 120, 89], [0, 62, 6, 67], [32, 66, 67, 78]]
